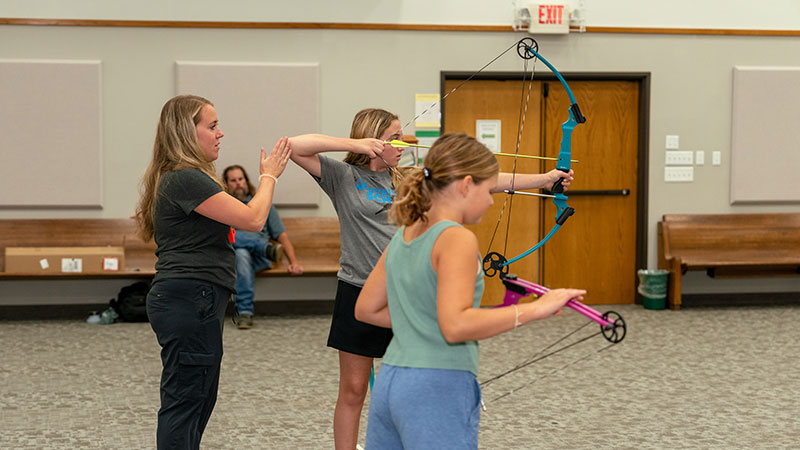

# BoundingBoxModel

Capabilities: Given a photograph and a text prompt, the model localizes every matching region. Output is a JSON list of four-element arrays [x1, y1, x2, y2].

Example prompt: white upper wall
[[2, 0, 799, 30]]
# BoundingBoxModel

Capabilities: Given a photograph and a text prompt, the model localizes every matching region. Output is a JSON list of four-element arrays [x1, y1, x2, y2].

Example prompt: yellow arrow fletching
[[385, 140, 431, 149]]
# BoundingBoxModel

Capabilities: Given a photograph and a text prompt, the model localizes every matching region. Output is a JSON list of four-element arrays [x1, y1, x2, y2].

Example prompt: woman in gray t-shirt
[[136, 95, 291, 449]]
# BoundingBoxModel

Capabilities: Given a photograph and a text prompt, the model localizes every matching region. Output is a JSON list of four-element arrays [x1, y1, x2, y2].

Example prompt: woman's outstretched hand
[[260, 137, 292, 179]]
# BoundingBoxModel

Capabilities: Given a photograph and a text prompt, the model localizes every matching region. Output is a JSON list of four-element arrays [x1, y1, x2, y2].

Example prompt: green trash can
[[637, 269, 668, 310]]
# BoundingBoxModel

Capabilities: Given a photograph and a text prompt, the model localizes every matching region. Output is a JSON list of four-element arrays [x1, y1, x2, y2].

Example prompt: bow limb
[[502, 223, 561, 267]]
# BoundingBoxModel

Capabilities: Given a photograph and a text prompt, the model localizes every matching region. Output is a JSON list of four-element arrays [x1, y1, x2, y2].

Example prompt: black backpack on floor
[[111, 282, 150, 322]]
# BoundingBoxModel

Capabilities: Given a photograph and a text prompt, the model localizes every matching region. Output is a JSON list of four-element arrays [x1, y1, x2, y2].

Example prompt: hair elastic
[[422, 167, 432, 180]]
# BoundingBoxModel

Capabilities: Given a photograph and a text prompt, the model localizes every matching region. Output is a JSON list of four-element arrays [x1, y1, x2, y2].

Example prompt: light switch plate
[[665, 166, 694, 182], [665, 151, 693, 165]]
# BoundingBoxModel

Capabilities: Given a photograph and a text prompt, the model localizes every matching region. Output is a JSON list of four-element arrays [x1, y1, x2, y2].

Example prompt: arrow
[[495, 152, 579, 163], [387, 141, 579, 163]]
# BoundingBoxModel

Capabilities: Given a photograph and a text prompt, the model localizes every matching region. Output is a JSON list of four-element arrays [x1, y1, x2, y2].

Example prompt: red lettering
[[538, 4, 567, 25]]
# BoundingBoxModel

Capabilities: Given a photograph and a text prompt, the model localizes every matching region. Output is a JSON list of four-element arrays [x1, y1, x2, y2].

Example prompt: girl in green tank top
[[355, 133, 588, 449]]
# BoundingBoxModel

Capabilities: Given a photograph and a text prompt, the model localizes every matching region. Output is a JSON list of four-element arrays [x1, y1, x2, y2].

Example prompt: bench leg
[[668, 259, 682, 310]]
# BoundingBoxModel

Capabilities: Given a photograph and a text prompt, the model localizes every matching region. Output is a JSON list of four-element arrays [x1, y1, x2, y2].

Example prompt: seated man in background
[[223, 165, 304, 329]]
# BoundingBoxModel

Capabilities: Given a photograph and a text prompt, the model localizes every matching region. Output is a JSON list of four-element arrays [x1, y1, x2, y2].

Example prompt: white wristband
[[512, 304, 522, 330], [259, 174, 278, 183]]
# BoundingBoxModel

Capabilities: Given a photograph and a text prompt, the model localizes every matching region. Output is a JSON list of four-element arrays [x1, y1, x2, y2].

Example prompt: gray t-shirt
[[152, 168, 236, 292], [315, 155, 396, 286]]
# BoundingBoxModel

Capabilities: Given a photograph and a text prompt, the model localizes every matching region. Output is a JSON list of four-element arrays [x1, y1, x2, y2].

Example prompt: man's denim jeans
[[233, 231, 272, 315]]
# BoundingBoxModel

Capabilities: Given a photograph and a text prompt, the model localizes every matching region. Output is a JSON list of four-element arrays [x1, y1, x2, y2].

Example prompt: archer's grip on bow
[[551, 168, 570, 194]]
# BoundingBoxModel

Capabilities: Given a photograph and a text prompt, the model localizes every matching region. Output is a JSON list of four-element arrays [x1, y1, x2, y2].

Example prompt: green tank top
[[383, 220, 483, 376]]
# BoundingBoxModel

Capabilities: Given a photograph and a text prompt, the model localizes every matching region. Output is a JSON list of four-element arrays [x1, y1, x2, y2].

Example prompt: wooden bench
[[657, 213, 800, 310], [0, 217, 340, 280]]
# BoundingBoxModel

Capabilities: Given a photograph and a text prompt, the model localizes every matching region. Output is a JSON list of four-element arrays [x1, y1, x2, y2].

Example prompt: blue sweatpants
[[365, 364, 481, 450]]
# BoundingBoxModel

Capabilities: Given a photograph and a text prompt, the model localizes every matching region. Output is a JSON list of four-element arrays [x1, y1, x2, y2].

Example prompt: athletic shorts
[[365, 364, 481, 449], [327, 279, 393, 358]]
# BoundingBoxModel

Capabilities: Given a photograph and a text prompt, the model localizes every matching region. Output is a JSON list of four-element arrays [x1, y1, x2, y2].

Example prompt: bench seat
[[0, 217, 340, 280], [657, 213, 800, 310]]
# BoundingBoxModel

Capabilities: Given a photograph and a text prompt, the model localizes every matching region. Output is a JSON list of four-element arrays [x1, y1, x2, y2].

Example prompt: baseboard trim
[[681, 291, 800, 308], [253, 300, 334, 315], [0, 299, 335, 321]]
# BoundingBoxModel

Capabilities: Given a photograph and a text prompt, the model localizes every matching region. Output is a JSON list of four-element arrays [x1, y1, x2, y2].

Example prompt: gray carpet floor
[[1, 303, 798, 449]]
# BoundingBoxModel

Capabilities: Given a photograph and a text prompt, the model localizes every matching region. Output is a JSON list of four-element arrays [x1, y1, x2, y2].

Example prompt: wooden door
[[541, 81, 640, 304], [443, 79, 543, 306]]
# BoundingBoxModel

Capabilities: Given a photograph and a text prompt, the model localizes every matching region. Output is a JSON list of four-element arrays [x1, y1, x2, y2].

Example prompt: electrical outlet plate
[[712, 151, 721, 166], [665, 166, 694, 182], [665, 151, 693, 165], [695, 150, 705, 165]]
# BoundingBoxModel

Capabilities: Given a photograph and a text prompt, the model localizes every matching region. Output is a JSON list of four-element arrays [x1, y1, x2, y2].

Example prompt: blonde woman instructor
[[136, 94, 291, 449]]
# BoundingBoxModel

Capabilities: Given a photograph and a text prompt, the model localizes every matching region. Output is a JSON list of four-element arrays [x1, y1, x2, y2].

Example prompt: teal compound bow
[[482, 37, 586, 278]]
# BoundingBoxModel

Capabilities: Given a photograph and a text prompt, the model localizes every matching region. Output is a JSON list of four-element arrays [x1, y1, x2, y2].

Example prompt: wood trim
[[584, 26, 800, 37], [2, 18, 799, 37], [0, 18, 513, 32]]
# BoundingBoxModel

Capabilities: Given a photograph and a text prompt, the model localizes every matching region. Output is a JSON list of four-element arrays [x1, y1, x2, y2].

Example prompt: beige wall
[[0, 22, 798, 302], [2, 0, 798, 30]]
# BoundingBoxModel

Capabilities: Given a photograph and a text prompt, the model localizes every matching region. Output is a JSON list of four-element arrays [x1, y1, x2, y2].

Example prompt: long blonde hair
[[390, 133, 499, 226], [343, 108, 411, 187], [136, 95, 225, 241]]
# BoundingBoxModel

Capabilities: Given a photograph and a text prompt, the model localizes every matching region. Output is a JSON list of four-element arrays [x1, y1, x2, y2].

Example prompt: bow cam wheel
[[600, 311, 626, 343], [516, 38, 539, 60], [482, 252, 509, 278]]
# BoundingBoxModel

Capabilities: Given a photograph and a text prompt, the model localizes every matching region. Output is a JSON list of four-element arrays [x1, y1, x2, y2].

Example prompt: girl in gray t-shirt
[[290, 108, 407, 449]]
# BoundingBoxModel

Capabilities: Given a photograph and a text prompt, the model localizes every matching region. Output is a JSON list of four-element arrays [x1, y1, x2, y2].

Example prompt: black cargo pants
[[146, 278, 230, 450]]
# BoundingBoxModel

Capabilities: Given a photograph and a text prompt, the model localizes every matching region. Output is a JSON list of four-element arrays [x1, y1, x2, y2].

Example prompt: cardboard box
[[4, 246, 125, 273]]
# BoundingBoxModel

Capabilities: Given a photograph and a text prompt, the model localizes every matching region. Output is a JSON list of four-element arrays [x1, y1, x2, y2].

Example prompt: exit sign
[[527, 4, 571, 34]]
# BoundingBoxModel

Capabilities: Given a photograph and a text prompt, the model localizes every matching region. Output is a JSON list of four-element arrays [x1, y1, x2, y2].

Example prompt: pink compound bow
[[500, 273, 626, 343], [478, 273, 627, 402]]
